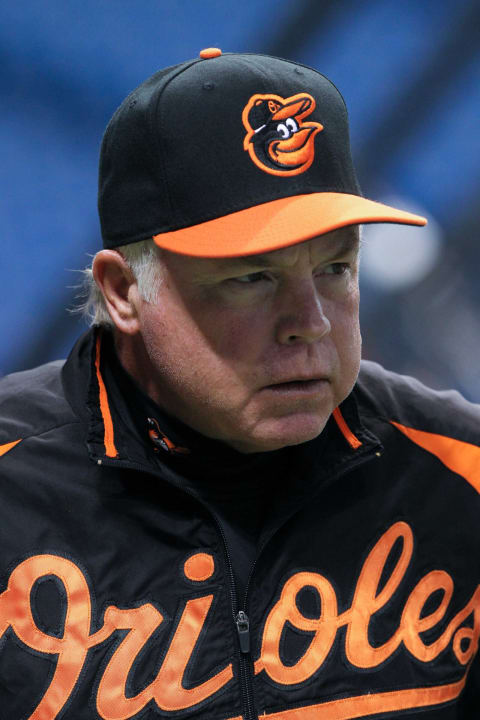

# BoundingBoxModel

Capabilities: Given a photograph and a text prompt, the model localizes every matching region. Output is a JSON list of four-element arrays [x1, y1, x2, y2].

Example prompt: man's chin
[[228, 412, 329, 454]]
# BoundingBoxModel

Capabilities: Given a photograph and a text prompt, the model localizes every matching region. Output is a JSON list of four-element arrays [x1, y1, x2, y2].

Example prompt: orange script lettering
[[0, 524, 478, 719]]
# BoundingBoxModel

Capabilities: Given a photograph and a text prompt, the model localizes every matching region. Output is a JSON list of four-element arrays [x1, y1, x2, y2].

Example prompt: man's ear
[[92, 250, 141, 335]]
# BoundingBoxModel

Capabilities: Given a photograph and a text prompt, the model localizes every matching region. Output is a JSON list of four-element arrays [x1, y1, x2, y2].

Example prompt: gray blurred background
[[2, 0, 480, 400]]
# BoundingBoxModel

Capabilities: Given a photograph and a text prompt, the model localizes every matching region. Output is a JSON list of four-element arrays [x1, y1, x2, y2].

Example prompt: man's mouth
[[263, 378, 328, 393]]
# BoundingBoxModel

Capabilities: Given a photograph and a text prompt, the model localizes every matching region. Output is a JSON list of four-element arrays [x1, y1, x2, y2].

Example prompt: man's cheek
[[207, 319, 264, 362]]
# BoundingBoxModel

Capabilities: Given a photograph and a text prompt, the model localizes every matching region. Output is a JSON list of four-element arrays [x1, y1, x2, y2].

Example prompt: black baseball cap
[[98, 48, 426, 257]]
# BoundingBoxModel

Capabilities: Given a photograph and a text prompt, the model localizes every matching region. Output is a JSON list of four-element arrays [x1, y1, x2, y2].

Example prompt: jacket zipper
[[98, 444, 381, 720], [212, 510, 256, 720]]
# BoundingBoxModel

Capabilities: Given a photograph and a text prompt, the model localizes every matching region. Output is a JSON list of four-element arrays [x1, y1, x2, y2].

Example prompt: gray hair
[[77, 239, 164, 327]]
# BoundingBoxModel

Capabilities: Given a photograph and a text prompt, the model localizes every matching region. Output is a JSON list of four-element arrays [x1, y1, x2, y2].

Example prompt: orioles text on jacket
[[0, 521, 478, 720]]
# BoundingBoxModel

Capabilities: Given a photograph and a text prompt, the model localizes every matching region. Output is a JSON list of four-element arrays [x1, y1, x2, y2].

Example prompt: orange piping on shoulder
[[391, 421, 480, 495], [0, 439, 22, 457], [95, 335, 118, 459], [333, 408, 362, 450]]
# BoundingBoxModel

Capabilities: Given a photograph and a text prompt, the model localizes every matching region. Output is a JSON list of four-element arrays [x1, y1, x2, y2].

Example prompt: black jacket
[[0, 328, 479, 720]]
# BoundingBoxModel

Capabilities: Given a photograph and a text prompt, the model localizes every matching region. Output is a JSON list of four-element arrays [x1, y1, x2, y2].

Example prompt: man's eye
[[323, 263, 349, 276], [230, 271, 268, 285]]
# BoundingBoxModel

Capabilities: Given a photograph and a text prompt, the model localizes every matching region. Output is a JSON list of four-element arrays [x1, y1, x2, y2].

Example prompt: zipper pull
[[235, 610, 250, 653]]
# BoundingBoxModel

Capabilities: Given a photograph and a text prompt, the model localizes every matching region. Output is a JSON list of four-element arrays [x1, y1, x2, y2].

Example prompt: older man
[[0, 49, 479, 719]]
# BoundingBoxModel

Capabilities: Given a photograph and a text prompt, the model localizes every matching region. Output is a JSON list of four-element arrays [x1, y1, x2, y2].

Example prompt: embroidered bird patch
[[242, 92, 323, 176]]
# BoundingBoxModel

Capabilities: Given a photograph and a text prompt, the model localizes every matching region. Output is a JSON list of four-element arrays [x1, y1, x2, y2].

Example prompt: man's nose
[[275, 279, 331, 346]]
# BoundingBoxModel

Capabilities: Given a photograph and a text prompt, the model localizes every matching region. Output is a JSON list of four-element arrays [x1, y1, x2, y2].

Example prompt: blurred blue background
[[2, 0, 480, 399]]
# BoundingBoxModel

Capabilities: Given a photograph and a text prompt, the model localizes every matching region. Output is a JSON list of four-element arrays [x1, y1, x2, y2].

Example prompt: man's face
[[131, 226, 361, 453]]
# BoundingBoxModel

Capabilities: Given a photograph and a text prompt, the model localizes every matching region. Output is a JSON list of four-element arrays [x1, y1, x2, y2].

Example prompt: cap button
[[199, 47, 222, 59]]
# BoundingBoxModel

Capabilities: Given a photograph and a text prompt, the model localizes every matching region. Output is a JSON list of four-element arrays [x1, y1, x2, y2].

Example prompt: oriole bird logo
[[242, 92, 323, 176]]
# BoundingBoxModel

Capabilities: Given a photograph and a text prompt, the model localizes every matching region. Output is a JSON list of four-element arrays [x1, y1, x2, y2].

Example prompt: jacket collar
[[61, 326, 382, 475]]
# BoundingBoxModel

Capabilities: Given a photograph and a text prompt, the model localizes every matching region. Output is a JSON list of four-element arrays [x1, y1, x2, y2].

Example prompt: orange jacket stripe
[[226, 674, 466, 720], [391, 421, 480, 495], [333, 408, 362, 450], [0, 439, 21, 457], [95, 335, 118, 458]]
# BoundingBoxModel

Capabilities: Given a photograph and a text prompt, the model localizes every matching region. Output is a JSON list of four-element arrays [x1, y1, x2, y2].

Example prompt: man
[[0, 48, 479, 719]]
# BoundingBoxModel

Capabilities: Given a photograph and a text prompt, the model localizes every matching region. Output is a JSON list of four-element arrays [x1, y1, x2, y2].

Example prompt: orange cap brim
[[153, 192, 427, 258]]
